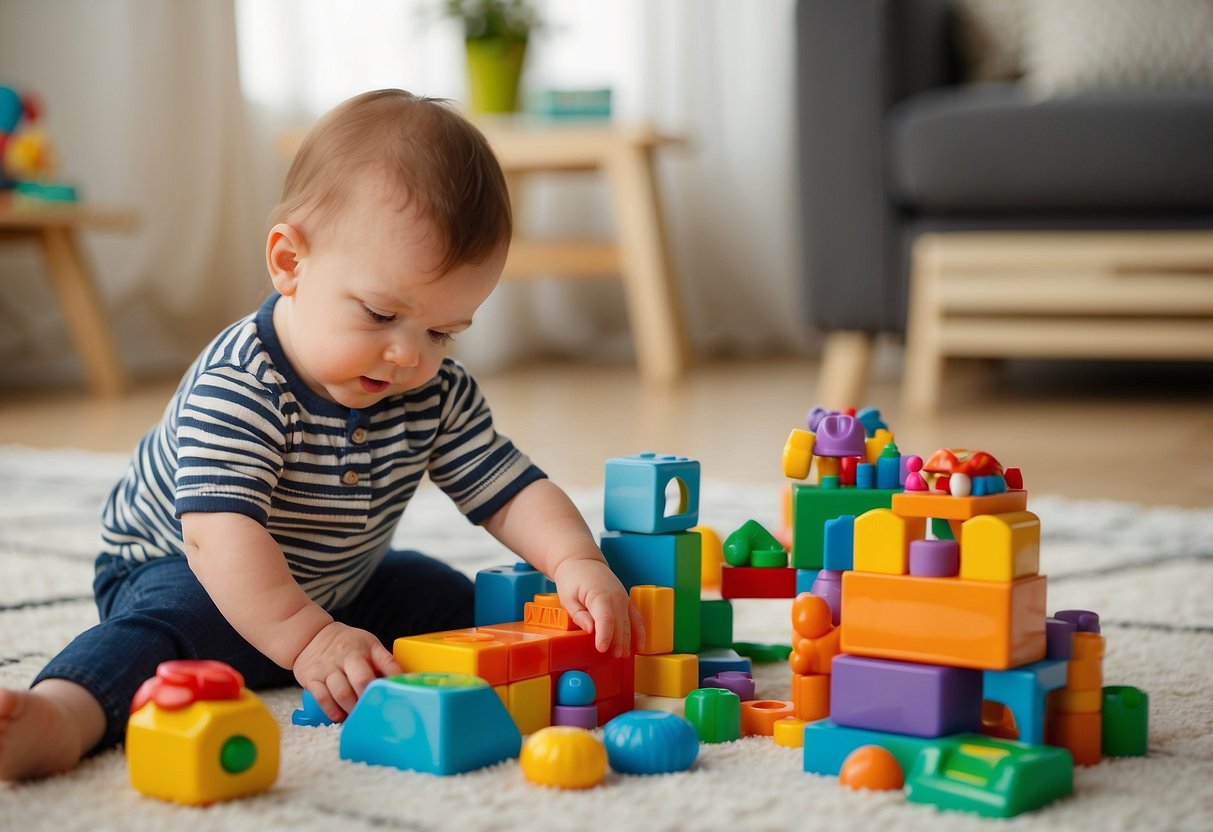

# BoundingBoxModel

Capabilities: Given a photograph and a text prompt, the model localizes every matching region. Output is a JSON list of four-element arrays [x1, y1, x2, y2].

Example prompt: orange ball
[[839, 745, 904, 791]]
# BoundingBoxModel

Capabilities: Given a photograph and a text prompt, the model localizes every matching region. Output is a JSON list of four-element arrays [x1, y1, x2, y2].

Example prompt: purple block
[[810, 569, 843, 627], [552, 704, 599, 729], [908, 539, 960, 577], [1054, 609, 1100, 634], [814, 414, 867, 458], [806, 406, 833, 432], [830, 654, 983, 738], [702, 671, 755, 701], [1045, 618, 1077, 659]]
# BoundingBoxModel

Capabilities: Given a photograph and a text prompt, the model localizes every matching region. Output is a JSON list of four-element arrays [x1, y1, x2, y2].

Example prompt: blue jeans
[[33, 550, 474, 752]]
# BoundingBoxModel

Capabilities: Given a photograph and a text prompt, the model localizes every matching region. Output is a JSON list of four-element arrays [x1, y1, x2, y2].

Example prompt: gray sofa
[[795, 0, 1213, 405]]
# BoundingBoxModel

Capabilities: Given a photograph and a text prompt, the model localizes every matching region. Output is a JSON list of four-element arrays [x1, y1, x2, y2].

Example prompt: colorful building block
[[126, 661, 278, 805], [552, 704, 599, 729], [684, 687, 742, 743], [803, 719, 944, 777], [474, 562, 555, 627], [340, 673, 521, 775], [790, 593, 840, 675], [694, 524, 724, 589], [908, 539, 960, 577], [1049, 688, 1102, 714], [476, 620, 596, 674], [696, 648, 752, 684], [724, 519, 786, 567], [1055, 609, 1101, 633], [830, 654, 984, 738], [782, 428, 815, 480], [604, 453, 700, 534], [507, 674, 553, 735], [740, 700, 797, 736], [635, 653, 698, 698], [840, 571, 1047, 670], [960, 511, 1040, 582], [889, 490, 1028, 522], [796, 569, 821, 596], [292, 690, 334, 727], [702, 670, 755, 701], [1045, 618, 1077, 659], [792, 673, 830, 721], [1045, 710, 1101, 766], [524, 593, 578, 630], [1102, 686, 1149, 757], [791, 485, 901, 570], [720, 565, 797, 599], [774, 718, 807, 748], [822, 515, 855, 571], [630, 585, 674, 655], [394, 629, 510, 685], [601, 530, 701, 653], [811, 569, 844, 626], [981, 659, 1068, 744], [906, 735, 1074, 818], [853, 508, 926, 575], [700, 599, 734, 648]]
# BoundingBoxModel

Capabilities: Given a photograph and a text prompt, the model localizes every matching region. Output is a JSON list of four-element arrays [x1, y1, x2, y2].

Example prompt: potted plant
[[443, 0, 540, 113]]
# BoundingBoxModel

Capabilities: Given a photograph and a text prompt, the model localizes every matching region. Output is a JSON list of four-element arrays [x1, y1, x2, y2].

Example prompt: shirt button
[[351, 427, 368, 444], [341, 470, 359, 486]]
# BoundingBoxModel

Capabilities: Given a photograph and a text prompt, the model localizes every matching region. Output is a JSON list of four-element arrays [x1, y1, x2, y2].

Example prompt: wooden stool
[[0, 198, 137, 396], [903, 230, 1213, 413]]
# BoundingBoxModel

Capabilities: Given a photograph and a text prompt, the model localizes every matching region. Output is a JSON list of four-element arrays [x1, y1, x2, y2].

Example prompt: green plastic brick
[[700, 599, 734, 649], [791, 485, 901, 569], [684, 687, 741, 743], [1102, 686, 1149, 757]]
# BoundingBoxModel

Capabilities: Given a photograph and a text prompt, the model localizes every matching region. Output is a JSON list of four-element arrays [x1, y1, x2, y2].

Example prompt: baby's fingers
[[627, 600, 646, 656], [370, 643, 402, 679]]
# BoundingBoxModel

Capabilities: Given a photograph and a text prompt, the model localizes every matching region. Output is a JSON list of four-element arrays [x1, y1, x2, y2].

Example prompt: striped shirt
[[100, 294, 545, 610]]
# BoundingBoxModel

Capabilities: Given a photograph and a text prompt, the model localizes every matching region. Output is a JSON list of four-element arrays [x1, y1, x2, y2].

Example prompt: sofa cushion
[[886, 85, 1213, 213]]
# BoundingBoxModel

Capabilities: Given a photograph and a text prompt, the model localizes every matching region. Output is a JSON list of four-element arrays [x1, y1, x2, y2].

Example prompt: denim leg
[[33, 555, 293, 753], [332, 549, 475, 649]]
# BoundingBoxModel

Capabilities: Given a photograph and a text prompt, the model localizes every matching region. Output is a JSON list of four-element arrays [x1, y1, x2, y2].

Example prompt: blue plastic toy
[[474, 561, 556, 626], [557, 671, 596, 706], [603, 453, 700, 534], [291, 690, 334, 727], [602, 711, 699, 775]]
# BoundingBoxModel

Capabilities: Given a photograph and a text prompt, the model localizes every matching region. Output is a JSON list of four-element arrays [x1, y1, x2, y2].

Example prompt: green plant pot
[[465, 38, 527, 113]]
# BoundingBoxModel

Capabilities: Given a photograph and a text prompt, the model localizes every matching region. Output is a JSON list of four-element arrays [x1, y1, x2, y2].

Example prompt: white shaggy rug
[[1, 445, 1212, 832]]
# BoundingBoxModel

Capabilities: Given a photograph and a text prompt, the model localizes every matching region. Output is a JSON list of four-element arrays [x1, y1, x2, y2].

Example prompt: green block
[[1102, 686, 1149, 757], [724, 519, 784, 567], [700, 599, 734, 649], [601, 531, 701, 653], [732, 642, 792, 663], [684, 687, 741, 743], [791, 485, 900, 569], [906, 735, 1074, 818], [931, 517, 954, 540]]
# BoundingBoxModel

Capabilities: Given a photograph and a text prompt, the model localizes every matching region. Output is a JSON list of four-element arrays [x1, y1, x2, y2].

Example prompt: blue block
[[822, 515, 854, 571], [982, 659, 1069, 744], [855, 463, 875, 489], [876, 455, 901, 490], [340, 673, 521, 775], [796, 568, 821, 595], [803, 719, 948, 776], [604, 453, 700, 534], [601, 530, 701, 653], [474, 561, 555, 626], [292, 690, 334, 727], [695, 648, 751, 685]]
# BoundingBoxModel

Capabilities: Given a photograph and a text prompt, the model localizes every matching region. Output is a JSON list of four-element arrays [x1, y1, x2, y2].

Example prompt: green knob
[[220, 735, 257, 774]]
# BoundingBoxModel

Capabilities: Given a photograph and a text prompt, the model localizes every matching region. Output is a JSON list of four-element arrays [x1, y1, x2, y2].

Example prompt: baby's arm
[[481, 480, 644, 656], [181, 512, 399, 720]]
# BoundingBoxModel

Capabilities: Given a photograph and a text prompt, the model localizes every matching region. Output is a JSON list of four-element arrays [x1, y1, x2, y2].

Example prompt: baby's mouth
[[360, 376, 390, 393]]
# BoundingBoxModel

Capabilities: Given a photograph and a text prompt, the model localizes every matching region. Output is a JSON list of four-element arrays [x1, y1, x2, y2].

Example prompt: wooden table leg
[[608, 143, 691, 384], [38, 226, 131, 396]]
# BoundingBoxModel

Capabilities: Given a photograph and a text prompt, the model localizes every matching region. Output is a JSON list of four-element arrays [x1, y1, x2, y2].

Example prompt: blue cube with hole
[[604, 453, 700, 534]]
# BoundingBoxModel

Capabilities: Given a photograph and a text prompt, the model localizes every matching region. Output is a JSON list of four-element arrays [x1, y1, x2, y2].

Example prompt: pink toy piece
[[810, 569, 843, 627], [702, 671, 756, 702], [908, 539, 960, 577], [1005, 467, 1024, 489], [552, 704, 599, 729], [813, 414, 867, 458], [904, 455, 928, 491], [1054, 609, 1100, 634], [1045, 618, 1077, 659]]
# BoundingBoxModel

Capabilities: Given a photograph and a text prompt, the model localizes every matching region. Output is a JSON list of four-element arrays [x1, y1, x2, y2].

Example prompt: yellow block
[[853, 508, 926, 575], [394, 628, 510, 686], [126, 689, 279, 805], [695, 525, 724, 589], [865, 430, 894, 465], [630, 585, 674, 655], [783, 429, 815, 479], [634, 653, 698, 698], [960, 511, 1040, 582], [773, 717, 807, 748], [508, 674, 552, 735]]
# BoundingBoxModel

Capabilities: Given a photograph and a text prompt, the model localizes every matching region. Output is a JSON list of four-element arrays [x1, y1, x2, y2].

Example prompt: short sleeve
[[174, 365, 289, 524], [426, 360, 546, 524]]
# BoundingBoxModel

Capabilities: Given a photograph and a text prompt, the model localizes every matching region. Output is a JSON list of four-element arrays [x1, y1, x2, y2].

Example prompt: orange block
[[791, 673, 830, 722], [478, 620, 595, 674], [890, 490, 1028, 521], [1065, 658, 1103, 691], [393, 628, 510, 686], [1046, 710, 1102, 766], [1071, 632, 1106, 660], [1049, 688, 1102, 714], [629, 585, 674, 655], [740, 700, 796, 736], [524, 594, 579, 631], [840, 571, 1047, 670]]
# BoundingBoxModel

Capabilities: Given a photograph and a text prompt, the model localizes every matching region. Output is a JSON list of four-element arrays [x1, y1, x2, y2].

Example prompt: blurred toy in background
[[0, 84, 78, 201]]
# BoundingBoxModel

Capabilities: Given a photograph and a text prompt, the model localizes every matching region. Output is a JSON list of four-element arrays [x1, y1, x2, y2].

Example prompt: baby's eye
[[362, 306, 395, 324], [428, 330, 454, 346]]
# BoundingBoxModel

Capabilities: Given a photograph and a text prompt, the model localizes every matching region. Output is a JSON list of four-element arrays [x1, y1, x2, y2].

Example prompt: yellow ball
[[519, 727, 607, 790]]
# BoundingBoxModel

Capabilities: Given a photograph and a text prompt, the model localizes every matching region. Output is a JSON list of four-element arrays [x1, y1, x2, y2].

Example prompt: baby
[[0, 89, 642, 781]]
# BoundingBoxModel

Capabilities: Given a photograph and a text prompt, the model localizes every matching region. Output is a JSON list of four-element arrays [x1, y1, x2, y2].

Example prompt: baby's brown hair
[[270, 89, 511, 275]]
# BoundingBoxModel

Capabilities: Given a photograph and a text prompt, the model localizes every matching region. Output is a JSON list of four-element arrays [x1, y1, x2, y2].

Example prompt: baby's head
[[266, 90, 512, 407]]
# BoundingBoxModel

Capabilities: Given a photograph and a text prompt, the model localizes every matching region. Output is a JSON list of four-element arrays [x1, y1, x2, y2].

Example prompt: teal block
[[604, 454, 700, 534], [803, 719, 947, 777], [822, 515, 855, 571], [796, 569, 820, 595], [601, 531, 701, 653], [906, 735, 1074, 818], [791, 485, 900, 569], [700, 599, 734, 648], [474, 562, 556, 626], [340, 673, 521, 775], [982, 659, 1068, 744]]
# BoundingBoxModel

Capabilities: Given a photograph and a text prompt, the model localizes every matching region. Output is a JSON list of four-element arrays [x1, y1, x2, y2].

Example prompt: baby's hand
[[553, 558, 645, 657], [292, 621, 400, 721]]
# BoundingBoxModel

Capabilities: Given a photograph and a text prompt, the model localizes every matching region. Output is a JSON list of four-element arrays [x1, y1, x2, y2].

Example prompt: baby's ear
[[266, 223, 307, 295]]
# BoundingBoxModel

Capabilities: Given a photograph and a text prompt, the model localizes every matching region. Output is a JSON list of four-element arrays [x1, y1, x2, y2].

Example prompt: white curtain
[[0, 0, 808, 388]]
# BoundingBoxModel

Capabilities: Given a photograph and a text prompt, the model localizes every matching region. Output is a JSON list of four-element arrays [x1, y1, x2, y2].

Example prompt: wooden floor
[[1, 357, 1209, 506]]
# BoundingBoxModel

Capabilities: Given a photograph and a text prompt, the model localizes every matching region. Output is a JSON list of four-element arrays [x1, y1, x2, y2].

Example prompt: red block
[[720, 566, 798, 599]]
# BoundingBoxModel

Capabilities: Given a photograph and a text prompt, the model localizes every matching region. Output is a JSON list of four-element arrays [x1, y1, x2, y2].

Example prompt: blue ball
[[602, 711, 699, 775], [556, 670, 596, 706]]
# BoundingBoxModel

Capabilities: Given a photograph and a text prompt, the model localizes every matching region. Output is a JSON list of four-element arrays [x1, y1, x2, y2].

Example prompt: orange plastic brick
[[1046, 710, 1101, 766], [524, 594, 578, 631], [792, 673, 830, 722], [890, 490, 1028, 521], [393, 629, 510, 686], [740, 700, 796, 736]]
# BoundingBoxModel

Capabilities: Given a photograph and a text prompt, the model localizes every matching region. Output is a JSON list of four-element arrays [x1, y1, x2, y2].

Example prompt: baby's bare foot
[[0, 688, 87, 781]]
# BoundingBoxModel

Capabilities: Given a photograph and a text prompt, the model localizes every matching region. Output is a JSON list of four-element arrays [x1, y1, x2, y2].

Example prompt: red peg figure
[[904, 455, 928, 491]]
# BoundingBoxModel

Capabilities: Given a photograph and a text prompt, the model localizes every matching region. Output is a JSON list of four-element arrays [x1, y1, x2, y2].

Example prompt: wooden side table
[[902, 230, 1213, 413], [0, 198, 137, 396]]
